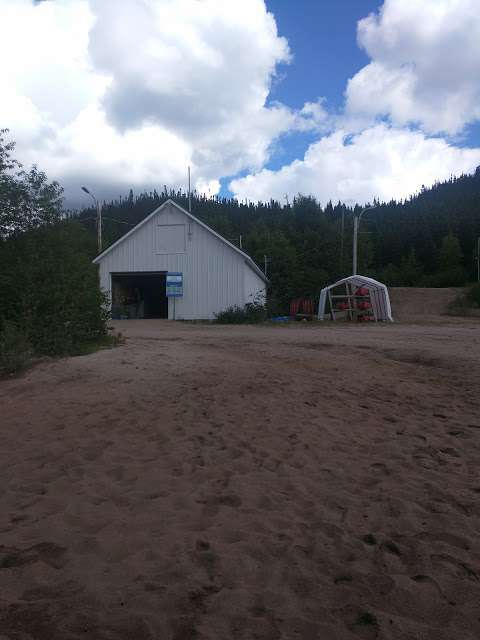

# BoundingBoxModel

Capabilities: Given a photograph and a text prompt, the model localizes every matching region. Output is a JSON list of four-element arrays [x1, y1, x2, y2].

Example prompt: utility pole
[[353, 205, 377, 275], [353, 216, 359, 276], [340, 209, 345, 275], [81, 186, 102, 253], [264, 255, 270, 277], [188, 166, 192, 213]]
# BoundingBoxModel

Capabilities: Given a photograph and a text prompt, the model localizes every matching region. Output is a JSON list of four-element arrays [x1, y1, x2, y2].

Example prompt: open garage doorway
[[111, 272, 168, 319]]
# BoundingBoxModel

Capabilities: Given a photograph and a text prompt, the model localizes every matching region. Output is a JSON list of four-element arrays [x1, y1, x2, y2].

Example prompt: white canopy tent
[[318, 275, 393, 322]]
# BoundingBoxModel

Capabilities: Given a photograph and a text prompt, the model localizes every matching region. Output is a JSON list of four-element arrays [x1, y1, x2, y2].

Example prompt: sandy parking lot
[[1, 315, 480, 639]]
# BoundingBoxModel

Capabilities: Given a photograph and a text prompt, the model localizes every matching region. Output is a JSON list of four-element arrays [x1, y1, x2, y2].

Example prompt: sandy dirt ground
[[1, 313, 480, 639]]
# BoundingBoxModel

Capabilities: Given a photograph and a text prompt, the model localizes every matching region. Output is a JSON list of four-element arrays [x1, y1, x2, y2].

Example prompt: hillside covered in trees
[[78, 170, 480, 311]]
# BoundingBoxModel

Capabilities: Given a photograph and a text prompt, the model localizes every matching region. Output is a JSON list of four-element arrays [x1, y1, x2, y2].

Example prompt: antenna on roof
[[188, 166, 192, 213]]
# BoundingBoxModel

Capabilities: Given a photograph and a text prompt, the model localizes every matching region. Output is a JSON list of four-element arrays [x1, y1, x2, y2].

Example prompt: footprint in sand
[[21, 580, 82, 601], [447, 429, 467, 438], [410, 574, 446, 599], [193, 540, 221, 583], [415, 531, 470, 551], [380, 540, 402, 557], [370, 462, 390, 475], [0, 542, 67, 570], [366, 574, 395, 596], [430, 554, 479, 582], [439, 447, 460, 458], [220, 529, 245, 544]]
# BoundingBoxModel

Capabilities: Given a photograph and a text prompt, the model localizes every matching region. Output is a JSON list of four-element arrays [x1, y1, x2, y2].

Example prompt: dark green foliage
[[448, 281, 480, 315], [467, 282, 480, 307], [0, 129, 63, 237], [421, 232, 467, 286], [214, 301, 267, 324], [439, 233, 464, 271], [0, 131, 108, 367], [0, 323, 32, 376], [78, 170, 480, 311], [0, 220, 108, 357], [381, 249, 423, 287]]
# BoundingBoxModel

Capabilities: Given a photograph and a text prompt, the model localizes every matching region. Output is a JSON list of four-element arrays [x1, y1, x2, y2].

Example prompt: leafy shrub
[[0, 131, 112, 370], [467, 282, 480, 307], [215, 301, 267, 324], [0, 322, 32, 376], [0, 220, 109, 357], [448, 282, 480, 315]]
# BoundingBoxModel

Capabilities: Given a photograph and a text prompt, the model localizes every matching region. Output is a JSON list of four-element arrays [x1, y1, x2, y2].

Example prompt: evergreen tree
[[439, 233, 463, 271]]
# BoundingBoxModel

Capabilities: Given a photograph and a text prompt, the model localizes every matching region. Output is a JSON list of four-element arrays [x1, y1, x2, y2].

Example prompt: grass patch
[[70, 331, 125, 356], [0, 328, 124, 379]]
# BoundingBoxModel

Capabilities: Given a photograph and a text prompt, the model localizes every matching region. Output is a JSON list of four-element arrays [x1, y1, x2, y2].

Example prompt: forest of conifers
[[1, 123, 480, 370], [78, 168, 480, 311]]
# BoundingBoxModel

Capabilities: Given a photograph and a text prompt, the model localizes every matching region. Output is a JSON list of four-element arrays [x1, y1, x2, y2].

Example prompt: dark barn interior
[[111, 273, 168, 319]]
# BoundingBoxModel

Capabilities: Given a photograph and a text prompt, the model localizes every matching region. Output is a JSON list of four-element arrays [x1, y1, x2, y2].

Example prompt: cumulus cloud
[[1, 0, 480, 207], [89, 0, 290, 132], [345, 0, 480, 135], [230, 124, 480, 205], [0, 0, 294, 202], [234, 0, 480, 204]]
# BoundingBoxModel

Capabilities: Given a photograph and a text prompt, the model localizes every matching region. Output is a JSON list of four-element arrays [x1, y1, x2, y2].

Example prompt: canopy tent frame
[[318, 275, 393, 322]]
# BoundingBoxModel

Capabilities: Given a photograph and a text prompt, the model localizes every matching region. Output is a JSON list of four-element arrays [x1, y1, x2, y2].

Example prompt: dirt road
[[1, 318, 480, 639]]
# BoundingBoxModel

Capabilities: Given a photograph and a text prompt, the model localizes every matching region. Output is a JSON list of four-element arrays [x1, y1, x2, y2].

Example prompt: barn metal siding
[[98, 202, 254, 320]]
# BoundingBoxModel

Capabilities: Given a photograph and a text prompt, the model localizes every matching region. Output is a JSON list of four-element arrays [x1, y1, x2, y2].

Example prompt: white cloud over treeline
[[1, 0, 479, 205]]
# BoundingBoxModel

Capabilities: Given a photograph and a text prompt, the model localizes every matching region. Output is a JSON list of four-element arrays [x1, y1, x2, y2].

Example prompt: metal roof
[[92, 199, 268, 283]]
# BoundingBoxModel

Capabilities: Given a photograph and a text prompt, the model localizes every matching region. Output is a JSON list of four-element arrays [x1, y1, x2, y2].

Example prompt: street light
[[353, 205, 377, 275], [81, 186, 102, 253]]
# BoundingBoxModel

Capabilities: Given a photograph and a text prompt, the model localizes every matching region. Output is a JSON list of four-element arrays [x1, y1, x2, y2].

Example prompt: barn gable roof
[[92, 199, 268, 283]]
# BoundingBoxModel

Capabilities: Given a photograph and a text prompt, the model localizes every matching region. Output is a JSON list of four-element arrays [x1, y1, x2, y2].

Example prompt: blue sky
[[220, 0, 383, 191], [264, 0, 380, 171], [1, 0, 480, 206], [267, 0, 380, 110]]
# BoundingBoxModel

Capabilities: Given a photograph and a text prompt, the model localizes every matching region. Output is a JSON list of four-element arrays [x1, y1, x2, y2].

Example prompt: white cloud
[[0, 0, 293, 203], [233, 0, 480, 205], [346, 0, 480, 135], [1, 0, 480, 208], [230, 124, 480, 205]]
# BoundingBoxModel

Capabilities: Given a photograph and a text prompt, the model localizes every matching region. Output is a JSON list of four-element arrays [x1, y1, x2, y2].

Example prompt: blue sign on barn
[[166, 272, 183, 297]]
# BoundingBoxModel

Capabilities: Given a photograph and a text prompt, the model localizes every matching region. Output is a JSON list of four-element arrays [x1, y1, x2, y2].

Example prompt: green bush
[[0, 220, 109, 358], [215, 301, 267, 324], [0, 322, 32, 376], [447, 282, 480, 316], [467, 282, 480, 307]]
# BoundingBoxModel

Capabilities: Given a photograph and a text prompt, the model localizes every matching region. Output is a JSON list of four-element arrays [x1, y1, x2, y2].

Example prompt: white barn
[[93, 199, 267, 320]]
